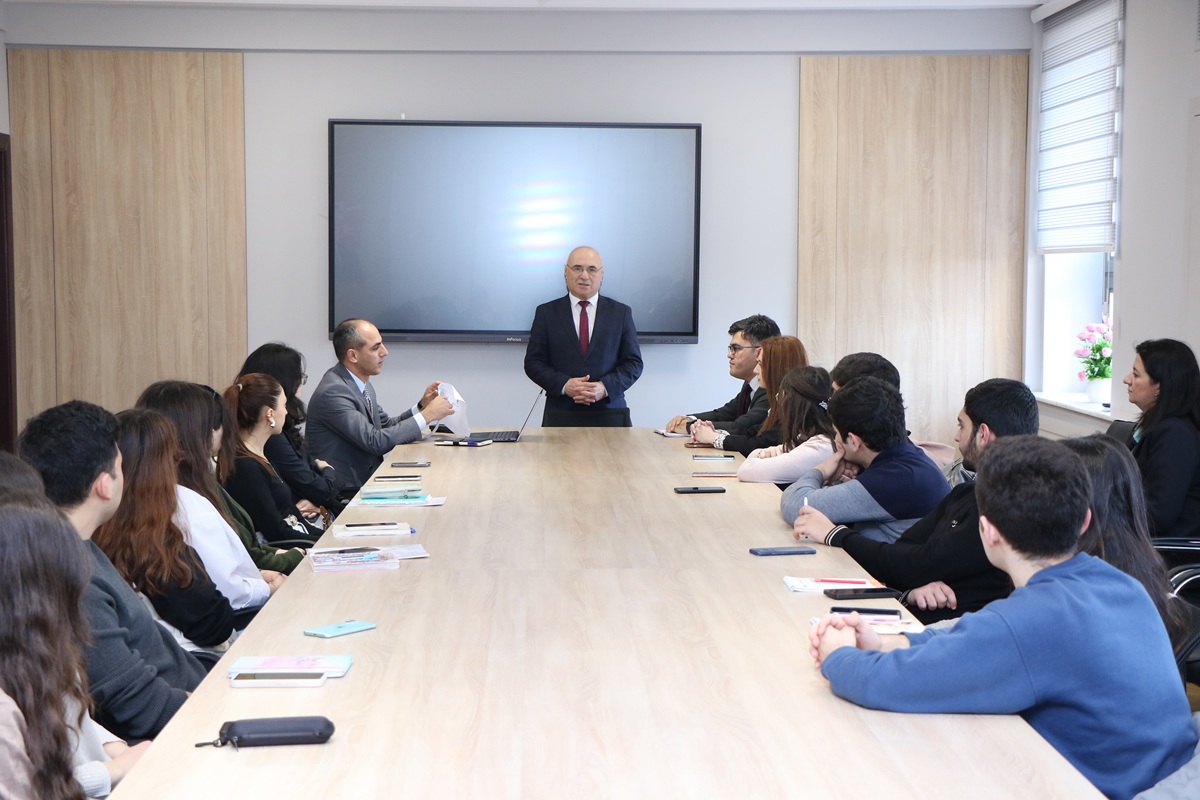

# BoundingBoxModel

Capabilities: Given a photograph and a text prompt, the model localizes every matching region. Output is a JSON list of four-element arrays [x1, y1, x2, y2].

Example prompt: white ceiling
[[10, 0, 1045, 11]]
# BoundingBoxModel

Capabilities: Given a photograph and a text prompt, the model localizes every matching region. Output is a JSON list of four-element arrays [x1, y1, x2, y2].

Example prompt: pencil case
[[196, 716, 335, 750]]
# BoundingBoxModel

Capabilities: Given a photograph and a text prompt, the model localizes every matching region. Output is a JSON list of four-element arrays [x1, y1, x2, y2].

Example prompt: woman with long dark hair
[[222, 373, 322, 544], [1120, 338, 1200, 537], [691, 335, 809, 456], [0, 486, 149, 799], [1062, 434, 1191, 648], [92, 410, 237, 657], [137, 381, 304, 575], [238, 343, 349, 514], [737, 365, 835, 484]]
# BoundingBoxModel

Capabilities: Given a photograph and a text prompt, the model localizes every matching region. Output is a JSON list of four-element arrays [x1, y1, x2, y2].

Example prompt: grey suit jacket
[[305, 363, 423, 488]]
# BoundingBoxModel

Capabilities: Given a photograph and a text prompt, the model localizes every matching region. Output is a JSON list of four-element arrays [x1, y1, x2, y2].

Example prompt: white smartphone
[[303, 620, 377, 639], [230, 671, 328, 688]]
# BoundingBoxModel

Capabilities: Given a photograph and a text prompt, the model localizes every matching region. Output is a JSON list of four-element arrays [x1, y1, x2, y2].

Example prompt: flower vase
[[1085, 377, 1111, 404]]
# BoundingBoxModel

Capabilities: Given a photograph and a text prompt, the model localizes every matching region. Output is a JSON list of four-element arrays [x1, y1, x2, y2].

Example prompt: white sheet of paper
[[783, 576, 875, 593], [437, 382, 470, 436]]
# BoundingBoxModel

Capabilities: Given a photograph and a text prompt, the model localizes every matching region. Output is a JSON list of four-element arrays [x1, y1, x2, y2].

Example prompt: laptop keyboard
[[472, 430, 519, 442]]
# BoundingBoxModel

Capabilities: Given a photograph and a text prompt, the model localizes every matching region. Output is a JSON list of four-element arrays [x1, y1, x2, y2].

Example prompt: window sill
[[1034, 392, 1114, 439]]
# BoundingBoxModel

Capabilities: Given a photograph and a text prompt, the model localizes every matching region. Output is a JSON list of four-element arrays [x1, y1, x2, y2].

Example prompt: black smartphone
[[823, 587, 903, 600], [830, 606, 902, 617], [673, 486, 726, 494], [748, 546, 816, 556]]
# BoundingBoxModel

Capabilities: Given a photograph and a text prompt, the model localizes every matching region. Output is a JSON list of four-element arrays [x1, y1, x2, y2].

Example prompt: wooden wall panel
[[9, 49, 247, 420], [9, 49, 57, 429], [49, 50, 209, 411], [796, 56, 839, 363], [798, 55, 1027, 445], [982, 54, 1029, 381], [203, 52, 248, 389]]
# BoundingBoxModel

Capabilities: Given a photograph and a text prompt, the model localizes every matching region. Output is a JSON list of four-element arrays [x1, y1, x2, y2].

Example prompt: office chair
[[1170, 565, 1200, 686], [542, 407, 632, 428], [1105, 419, 1136, 445]]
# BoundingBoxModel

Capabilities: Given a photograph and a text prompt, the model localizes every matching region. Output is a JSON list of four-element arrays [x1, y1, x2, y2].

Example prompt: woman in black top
[[238, 343, 350, 514], [1121, 338, 1200, 537], [1062, 434, 1190, 648], [222, 373, 321, 544]]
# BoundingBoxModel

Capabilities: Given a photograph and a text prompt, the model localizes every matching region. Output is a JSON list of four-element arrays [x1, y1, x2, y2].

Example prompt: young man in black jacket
[[793, 378, 1039, 623]]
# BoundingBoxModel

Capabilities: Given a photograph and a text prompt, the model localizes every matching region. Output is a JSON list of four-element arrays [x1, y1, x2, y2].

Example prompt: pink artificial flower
[[1078, 371, 1087, 382], [1077, 332, 1088, 341], [1086, 324, 1096, 332], [1096, 323, 1109, 334], [1075, 347, 1089, 357], [1101, 347, 1112, 358], [1087, 333, 1097, 343]]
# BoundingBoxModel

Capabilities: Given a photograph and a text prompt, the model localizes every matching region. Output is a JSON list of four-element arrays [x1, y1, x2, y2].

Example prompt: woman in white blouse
[[738, 365, 836, 485]]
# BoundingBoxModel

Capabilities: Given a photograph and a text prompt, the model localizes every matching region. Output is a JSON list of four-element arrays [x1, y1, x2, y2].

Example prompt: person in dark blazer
[[307, 319, 454, 488], [663, 313, 781, 435], [524, 246, 644, 424], [1119, 338, 1200, 538]]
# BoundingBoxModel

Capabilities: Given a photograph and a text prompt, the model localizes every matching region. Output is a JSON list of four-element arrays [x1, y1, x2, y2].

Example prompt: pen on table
[[808, 578, 871, 585]]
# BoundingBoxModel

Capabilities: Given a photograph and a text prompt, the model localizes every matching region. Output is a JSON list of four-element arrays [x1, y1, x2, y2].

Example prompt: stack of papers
[[359, 483, 425, 498], [353, 495, 446, 507], [227, 654, 354, 678], [331, 522, 414, 538], [310, 545, 430, 572], [783, 576, 878, 593]]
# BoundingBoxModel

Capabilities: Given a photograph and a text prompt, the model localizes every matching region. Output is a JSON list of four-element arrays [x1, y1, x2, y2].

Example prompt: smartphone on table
[[303, 620, 377, 638], [823, 587, 902, 600]]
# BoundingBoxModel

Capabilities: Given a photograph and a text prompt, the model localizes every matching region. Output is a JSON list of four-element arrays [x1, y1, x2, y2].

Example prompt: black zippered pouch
[[196, 716, 335, 750]]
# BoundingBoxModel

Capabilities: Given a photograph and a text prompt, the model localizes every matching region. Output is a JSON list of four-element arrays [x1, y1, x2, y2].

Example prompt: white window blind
[[1036, 0, 1124, 254]]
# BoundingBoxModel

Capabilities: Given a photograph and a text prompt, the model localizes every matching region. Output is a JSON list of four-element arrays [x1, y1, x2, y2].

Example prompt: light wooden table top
[[111, 428, 1100, 799]]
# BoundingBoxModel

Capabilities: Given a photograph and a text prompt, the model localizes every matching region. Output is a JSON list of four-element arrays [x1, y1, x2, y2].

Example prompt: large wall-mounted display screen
[[329, 120, 701, 343]]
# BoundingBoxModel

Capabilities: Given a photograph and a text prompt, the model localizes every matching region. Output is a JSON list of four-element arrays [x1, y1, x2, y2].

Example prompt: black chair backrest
[[1105, 419, 1136, 446], [542, 407, 632, 428]]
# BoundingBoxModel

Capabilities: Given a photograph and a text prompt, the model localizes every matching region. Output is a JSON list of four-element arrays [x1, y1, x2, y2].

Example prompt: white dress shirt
[[174, 485, 270, 610]]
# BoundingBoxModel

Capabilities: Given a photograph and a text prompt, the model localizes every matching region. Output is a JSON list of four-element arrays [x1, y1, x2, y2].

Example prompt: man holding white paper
[[308, 318, 454, 488]]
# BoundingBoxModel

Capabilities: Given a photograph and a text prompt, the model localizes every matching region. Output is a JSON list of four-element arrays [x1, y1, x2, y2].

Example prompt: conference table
[[110, 428, 1100, 799]]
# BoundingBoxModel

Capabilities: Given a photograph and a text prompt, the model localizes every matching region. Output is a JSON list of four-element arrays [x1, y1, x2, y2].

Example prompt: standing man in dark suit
[[663, 314, 781, 435], [524, 246, 643, 424], [307, 318, 454, 488]]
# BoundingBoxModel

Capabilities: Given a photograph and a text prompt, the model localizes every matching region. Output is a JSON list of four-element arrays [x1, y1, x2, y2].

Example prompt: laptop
[[461, 391, 542, 443]]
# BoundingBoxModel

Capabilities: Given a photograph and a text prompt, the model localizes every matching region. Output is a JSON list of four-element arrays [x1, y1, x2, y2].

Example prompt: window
[[1035, 0, 1124, 254], [1030, 0, 1124, 399]]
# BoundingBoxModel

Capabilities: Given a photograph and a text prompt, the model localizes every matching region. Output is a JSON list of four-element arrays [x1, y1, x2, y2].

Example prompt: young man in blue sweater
[[782, 376, 949, 542], [808, 436, 1197, 800]]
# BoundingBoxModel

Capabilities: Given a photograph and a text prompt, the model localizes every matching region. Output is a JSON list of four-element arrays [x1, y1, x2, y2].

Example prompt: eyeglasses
[[568, 265, 602, 275], [727, 344, 761, 355]]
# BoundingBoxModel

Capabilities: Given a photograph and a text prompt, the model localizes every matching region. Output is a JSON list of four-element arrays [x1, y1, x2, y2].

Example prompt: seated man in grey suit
[[663, 313, 781, 435], [307, 318, 454, 488]]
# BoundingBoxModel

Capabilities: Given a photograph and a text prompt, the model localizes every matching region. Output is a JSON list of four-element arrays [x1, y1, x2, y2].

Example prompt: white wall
[[3, 3, 1033, 426], [245, 51, 803, 425], [1109, 0, 1200, 420]]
